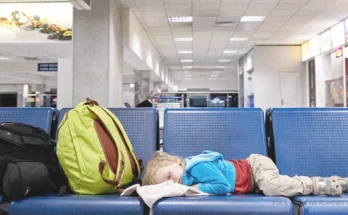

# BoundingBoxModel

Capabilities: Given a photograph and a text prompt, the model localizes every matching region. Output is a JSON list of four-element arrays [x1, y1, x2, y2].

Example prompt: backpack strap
[[98, 157, 124, 188]]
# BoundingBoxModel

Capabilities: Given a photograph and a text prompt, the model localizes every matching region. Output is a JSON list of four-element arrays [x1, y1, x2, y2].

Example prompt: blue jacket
[[181, 150, 236, 194]]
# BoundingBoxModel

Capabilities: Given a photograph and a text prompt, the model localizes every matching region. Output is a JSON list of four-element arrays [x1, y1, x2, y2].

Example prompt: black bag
[[0, 122, 66, 199]]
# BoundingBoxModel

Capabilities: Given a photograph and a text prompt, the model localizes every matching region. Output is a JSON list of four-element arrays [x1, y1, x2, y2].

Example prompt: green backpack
[[56, 98, 141, 194]]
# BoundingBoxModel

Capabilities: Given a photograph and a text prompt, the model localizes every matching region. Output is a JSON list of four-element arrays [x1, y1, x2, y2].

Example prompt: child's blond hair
[[142, 151, 185, 186]]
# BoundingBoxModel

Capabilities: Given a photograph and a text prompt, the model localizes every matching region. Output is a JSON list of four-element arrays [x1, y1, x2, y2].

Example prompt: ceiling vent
[[69, 0, 91, 10], [18, 56, 51, 62], [216, 21, 237, 26]]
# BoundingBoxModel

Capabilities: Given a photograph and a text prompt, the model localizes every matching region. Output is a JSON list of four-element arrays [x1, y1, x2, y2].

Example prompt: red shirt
[[229, 159, 251, 194]]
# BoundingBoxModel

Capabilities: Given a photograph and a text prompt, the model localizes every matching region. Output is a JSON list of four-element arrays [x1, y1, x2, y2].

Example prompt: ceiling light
[[211, 74, 219, 77], [129, 84, 134, 88], [230, 37, 248, 41], [212, 71, 222, 74], [183, 66, 193, 69], [216, 66, 225, 69], [223, 50, 237, 54], [178, 51, 193, 54], [169, 16, 193, 23], [218, 59, 230, 62], [0, 57, 10, 60], [181, 59, 193, 62], [184, 71, 190, 73], [175, 37, 193, 42], [240, 16, 265, 22], [184, 74, 193, 77]]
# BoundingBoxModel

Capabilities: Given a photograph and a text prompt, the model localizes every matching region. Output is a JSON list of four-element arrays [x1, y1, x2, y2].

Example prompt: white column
[[134, 70, 150, 106], [72, 0, 123, 107], [108, 0, 123, 107], [57, 58, 73, 109]]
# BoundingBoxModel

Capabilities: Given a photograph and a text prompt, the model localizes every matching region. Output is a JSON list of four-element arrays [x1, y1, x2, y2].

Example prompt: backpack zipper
[[87, 107, 123, 185]]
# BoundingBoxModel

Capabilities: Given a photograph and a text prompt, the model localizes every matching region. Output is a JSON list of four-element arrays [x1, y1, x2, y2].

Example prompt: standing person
[[142, 150, 345, 197], [136, 92, 160, 107]]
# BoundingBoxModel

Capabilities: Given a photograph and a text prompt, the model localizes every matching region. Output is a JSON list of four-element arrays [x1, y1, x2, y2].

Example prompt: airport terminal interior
[[1, 0, 348, 215]]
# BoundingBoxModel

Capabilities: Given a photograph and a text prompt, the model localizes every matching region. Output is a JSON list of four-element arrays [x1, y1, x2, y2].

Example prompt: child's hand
[[190, 184, 199, 189]]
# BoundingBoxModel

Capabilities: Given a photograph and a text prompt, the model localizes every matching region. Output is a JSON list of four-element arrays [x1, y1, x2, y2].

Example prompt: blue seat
[[271, 108, 348, 215], [293, 195, 348, 215], [163, 108, 267, 159], [154, 195, 293, 215], [9, 195, 144, 215], [0, 108, 55, 133], [9, 108, 157, 215], [157, 108, 292, 215]]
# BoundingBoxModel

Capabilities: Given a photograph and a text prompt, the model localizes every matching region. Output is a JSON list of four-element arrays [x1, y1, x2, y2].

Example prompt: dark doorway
[[0, 93, 17, 107]]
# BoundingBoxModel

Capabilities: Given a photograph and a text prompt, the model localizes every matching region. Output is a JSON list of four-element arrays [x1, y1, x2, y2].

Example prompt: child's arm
[[189, 162, 230, 195]]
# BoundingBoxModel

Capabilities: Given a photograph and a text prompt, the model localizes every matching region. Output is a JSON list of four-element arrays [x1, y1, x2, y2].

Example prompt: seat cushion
[[153, 194, 293, 215], [9, 195, 144, 215], [294, 194, 348, 215]]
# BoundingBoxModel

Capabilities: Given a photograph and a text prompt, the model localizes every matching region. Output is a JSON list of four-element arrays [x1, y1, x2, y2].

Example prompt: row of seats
[[0, 108, 157, 215], [0, 107, 347, 214]]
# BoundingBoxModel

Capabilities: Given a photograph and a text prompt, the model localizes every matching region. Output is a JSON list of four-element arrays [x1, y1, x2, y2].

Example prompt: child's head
[[142, 151, 185, 186]]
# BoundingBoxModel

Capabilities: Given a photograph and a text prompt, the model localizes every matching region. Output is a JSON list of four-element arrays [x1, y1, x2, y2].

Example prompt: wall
[[0, 62, 56, 85], [0, 61, 57, 108], [315, 52, 344, 107], [122, 61, 135, 107], [254, 46, 305, 111], [122, 83, 135, 107], [122, 8, 176, 90]]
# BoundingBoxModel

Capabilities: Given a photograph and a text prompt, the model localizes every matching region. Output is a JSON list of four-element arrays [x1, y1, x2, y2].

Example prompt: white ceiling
[[0, 43, 72, 63], [0, 0, 67, 2], [2, 0, 348, 83], [122, 0, 348, 81]]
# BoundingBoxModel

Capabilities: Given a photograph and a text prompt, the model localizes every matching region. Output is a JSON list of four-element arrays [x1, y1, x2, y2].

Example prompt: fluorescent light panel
[[212, 71, 222, 74], [230, 37, 248, 41], [178, 50, 193, 54], [0, 57, 10, 60], [184, 71, 190, 73], [211, 74, 219, 77], [175, 37, 193, 42], [216, 66, 225, 69], [169, 16, 193, 23], [223, 50, 237, 54], [181, 59, 193, 62], [183, 66, 193, 68], [240, 16, 265, 22], [218, 59, 230, 62], [184, 74, 192, 77]]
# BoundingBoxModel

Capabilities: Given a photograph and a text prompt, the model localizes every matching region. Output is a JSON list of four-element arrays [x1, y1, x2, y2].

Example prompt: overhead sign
[[331, 22, 345, 49], [301, 41, 310, 61], [38, 63, 58, 72], [320, 30, 331, 53], [310, 36, 320, 58]]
